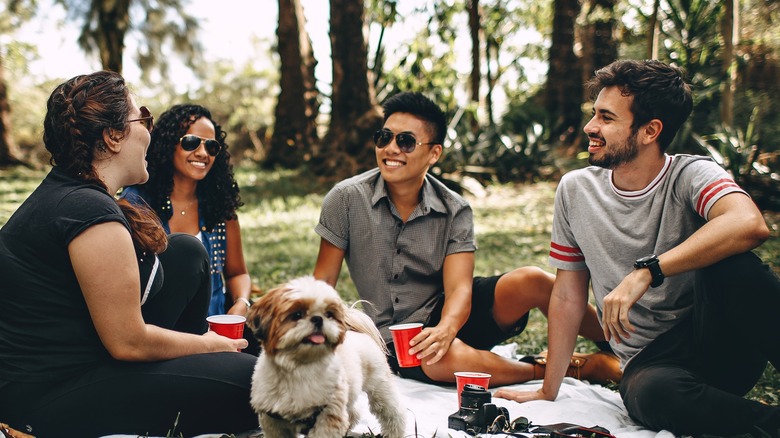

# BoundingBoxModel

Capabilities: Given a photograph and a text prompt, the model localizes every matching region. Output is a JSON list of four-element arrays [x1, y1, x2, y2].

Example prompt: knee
[[502, 267, 554, 295], [622, 369, 695, 431], [163, 233, 209, 271], [420, 339, 467, 383]]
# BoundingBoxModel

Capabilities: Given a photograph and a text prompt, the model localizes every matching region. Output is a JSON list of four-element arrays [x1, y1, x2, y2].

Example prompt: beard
[[588, 131, 640, 169]]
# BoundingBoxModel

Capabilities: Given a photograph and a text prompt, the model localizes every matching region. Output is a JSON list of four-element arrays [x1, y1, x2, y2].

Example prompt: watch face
[[636, 255, 657, 265]]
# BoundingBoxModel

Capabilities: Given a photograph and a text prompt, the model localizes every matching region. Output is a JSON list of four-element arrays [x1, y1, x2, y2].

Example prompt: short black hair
[[381, 92, 447, 144], [586, 59, 693, 151]]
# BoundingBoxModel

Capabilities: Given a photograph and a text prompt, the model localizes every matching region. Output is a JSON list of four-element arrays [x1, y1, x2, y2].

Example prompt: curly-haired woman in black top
[[124, 104, 253, 319]]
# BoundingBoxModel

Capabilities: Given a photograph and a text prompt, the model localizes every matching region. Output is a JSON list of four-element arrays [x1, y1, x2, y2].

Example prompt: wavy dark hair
[[43, 71, 166, 254], [586, 59, 693, 151], [140, 104, 242, 231]]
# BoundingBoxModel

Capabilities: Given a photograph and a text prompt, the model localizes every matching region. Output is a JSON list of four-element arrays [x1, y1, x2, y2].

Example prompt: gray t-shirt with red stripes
[[549, 154, 747, 366]]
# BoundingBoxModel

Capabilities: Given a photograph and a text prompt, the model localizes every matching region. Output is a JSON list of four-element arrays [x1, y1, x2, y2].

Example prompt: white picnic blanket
[[349, 373, 669, 437], [107, 344, 673, 437], [346, 343, 672, 437]]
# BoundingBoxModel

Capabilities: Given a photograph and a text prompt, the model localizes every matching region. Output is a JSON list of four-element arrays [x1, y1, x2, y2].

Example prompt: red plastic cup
[[455, 372, 491, 407], [389, 323, 423, 367], [207, 315, 246, 350]]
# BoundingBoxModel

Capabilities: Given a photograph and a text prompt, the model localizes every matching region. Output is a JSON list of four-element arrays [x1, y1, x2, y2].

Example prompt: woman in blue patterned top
[[123, 104, 253, 319]]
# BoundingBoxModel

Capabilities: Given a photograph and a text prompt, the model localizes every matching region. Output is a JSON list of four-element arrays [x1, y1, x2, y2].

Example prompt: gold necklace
[[177, 199, 197, 216]]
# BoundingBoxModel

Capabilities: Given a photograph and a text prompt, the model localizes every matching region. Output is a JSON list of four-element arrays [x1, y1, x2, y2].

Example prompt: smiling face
[[172, 116, 217, 182], [583, 86, 641, 170], [375, 112, 442, 189]]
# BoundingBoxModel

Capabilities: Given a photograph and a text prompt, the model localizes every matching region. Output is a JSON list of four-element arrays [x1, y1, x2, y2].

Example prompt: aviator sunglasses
[[127, 106, 154, 133], [179, 135, 223, 156], [373, 128, 437, 154]]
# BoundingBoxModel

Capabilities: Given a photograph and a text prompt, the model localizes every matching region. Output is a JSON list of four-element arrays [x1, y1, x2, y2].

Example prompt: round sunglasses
[[127, 106, 154, 133], [373, 128, 437, 154], [179, 134, 223, 156]]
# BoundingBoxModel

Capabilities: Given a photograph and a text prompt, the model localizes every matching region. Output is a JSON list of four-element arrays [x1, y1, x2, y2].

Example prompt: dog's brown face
[[247, 277, 347, 363]]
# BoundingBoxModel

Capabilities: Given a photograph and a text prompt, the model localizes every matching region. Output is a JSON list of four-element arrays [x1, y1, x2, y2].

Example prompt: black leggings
[[0, 234, 259, 437], [620, 252, 780, 436]]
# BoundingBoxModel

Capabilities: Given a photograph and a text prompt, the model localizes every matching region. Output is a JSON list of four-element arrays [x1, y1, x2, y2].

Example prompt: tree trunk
[[720, 0, 738, 127], [485, 37, 495, 127], [312, 0, 381, 180], [266, 0, 320, 169], [546, 0, 582, 147], [94, 0, 130, 73], [468, 0, 481, 104], [0, 55, 24, 167], [647, 0, 661, 59], [581, 0, 618, 92]]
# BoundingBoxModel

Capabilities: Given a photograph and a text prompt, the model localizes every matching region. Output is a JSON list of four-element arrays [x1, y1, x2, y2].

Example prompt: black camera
[[448, 384, 503, 435]]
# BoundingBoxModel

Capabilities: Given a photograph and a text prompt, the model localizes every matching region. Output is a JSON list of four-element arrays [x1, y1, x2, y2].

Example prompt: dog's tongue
[[308, 333, 326, 344]]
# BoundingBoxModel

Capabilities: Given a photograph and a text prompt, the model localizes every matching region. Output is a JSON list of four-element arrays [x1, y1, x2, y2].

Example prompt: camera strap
[[486, 415, 616, 438]]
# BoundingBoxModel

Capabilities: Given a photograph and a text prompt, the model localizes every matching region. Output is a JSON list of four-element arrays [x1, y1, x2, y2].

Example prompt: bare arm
[[495, 268, 589, 403], [409, 251, 474, 365], [603, 192, 770, 342], [313, 238, 345, 288], [223, 217, 252, 316], [70, 222, 245, 361]]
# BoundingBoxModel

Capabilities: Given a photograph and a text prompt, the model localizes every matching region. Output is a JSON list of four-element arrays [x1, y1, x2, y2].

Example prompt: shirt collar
[[370, 172, 448, 215]]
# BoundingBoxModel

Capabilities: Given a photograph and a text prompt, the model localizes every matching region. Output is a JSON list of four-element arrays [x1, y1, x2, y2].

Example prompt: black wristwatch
[[634, 254, 664, 288]]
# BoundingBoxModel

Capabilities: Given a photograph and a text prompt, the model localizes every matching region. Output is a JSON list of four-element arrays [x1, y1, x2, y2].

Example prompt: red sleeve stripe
[[550, 251, 585, 262], [550, 242, 584, 262], [551, 242, 580, 253], [695, 178, 742, 217]]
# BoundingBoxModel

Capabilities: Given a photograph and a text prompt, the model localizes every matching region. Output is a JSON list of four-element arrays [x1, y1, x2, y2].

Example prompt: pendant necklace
[[178, 199, 196, 216]]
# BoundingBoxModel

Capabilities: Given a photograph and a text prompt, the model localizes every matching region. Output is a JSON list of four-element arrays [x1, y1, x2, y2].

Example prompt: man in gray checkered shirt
[[314, 92, 620, 386]]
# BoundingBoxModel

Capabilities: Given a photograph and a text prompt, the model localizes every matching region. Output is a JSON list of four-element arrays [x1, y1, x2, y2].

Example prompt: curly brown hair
[[43, 71, 167, 254]]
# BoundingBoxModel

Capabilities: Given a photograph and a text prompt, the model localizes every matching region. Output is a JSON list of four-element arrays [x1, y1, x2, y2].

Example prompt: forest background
[[0, 0, 778, 194], [0, 0, 778, 405]]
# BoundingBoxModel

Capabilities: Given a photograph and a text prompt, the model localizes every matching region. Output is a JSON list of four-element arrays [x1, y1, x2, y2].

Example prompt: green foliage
[[696, 106, 760, 180]]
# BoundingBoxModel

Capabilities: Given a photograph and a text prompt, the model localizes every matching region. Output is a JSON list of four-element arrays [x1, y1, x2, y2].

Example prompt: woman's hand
[[203, 330, 248, 352], [226, 299, 250, 316]]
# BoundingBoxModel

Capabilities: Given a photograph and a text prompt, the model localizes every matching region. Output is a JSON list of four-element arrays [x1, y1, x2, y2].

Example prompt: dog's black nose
[[310, 315, 323, 328]]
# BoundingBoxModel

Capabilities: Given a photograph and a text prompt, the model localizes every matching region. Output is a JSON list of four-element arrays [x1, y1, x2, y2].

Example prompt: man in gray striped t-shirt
[[314, 92, 621, 387], [495, 60, 780, 436]]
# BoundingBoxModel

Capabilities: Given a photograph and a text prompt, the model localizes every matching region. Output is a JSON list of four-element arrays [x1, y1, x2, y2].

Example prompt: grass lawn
[[1, 164, 778, 406]]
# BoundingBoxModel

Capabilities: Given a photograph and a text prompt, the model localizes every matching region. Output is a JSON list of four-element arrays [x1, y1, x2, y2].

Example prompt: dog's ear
[[246, 289, 277, 342], [247, 286, 290, 351], [246, 303, 266, 342]]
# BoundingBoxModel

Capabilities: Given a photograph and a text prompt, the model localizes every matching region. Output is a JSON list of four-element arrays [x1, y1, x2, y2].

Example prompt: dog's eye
[[325, 311, 335, 319], [290, 311, 304, 321]]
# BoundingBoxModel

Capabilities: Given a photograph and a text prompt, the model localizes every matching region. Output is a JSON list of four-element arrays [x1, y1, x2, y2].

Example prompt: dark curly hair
[[140, 104, 242, 231], [43, 71, 166, 254], [586, 59, 693, 151]]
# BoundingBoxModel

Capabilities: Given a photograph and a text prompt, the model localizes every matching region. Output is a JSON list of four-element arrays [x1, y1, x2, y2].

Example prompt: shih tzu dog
[[246, 276, 405, 438]]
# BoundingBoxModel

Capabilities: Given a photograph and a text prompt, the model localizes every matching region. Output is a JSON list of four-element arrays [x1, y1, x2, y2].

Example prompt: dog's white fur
[[247, 276, 405, 438]]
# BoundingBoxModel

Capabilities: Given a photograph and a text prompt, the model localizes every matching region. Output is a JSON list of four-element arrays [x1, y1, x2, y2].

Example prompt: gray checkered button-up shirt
[[316, 168, 477, 343]]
